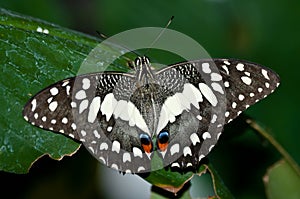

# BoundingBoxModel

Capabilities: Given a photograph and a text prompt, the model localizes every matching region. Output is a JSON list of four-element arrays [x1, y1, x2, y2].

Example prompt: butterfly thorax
[[135, 56, 156, 86]]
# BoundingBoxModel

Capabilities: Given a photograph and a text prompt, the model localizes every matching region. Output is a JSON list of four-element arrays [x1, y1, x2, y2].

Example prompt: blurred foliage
[[264, 159, 300, 199], [0, 0, 299, 198]]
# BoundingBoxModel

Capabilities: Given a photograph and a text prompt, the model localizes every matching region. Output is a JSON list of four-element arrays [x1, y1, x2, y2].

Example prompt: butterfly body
[[23, 56, 280, 173]]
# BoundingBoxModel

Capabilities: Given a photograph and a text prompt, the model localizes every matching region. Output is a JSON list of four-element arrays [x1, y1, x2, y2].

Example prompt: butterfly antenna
[[144, 16, 174, 56]]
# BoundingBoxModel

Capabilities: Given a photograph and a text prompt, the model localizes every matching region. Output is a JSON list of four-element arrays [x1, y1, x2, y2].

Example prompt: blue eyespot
[[139, 133, 151, 145], [158, 131, 169, 144]]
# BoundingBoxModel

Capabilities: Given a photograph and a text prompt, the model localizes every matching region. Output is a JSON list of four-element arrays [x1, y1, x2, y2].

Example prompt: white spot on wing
[[198, 83, 218, 106], [171, 162, 180, 168], [232, 102, 237, 109], [199, 154, 205, 161], [183, 83, 203, 109], [208, 145, 215, 152], [225, 111, 230, 117], [196, 115, 202, 120], [202, 63, 211, 73], [80, 130, 86, 136], [34, 113, 38, 119], [100, 143, 108, 150], [265, 82, 270, 88], [82, 78, 91, 90], [62, 117, 68, 124], [88, 97, 101, 123], [62, 81, 69, 87], [47, 97, 53, 104], [112, 140, 121, 153], [93, 130, 100, 138], [114, 100, 128, 119], [31, 99, 37, 112], [75, 90, 86, 100], [183, 146, 192, 157], [101, 93, 116, 122], [49, 101, 58, 112], [211, 82, 224, 94], [224, 60, 230, 65], [50, 87, 59, 96], [175, 93, 191, 110], [125, 169, 132, 174], [244, 72, 251, 76], [238, 94, 245, 101], [187, 163, 193, 167], [190, 133, 200, 145], [99, 157, 106, 164], [224, 81, 230, 88], [66, 85, 71, 95], [71, 123, 76, 130], [107, 126, 112, 132], [236, 63, 245, 71], [123, 152, 131, 163], [211, 114, 217, 123], [88, 146, 95, 154], [133, 147, 143, 158], [202, 132, 211, 140], [170, 143, 180, 155], [222, 65, 229, 74], [241, 76, 252, 85], [71, 102, 77, 108], [111, 164, 118, 170], [211, 73, 222, 81], [157, 106, 171, 134], [261, 69, 270, 80], [137, 166, 145, 172], [79, 99, 89, 113]]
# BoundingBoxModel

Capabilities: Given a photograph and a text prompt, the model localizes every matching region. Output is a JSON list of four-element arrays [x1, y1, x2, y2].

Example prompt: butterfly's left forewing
[[23, 72, 152, 173]]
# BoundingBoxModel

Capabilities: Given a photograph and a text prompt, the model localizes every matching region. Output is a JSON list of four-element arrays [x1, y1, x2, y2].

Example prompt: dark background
[[0, 0, 299, 198]]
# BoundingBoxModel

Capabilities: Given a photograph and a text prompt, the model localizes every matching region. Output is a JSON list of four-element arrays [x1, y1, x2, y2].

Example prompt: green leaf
[[143, 162, 233, 198], [264, 159, 300, 199], [0, 8, 131, 174]]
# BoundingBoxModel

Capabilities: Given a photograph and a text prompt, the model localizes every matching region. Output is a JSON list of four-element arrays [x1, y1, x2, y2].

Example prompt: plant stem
[[246, 118, 300, 177]]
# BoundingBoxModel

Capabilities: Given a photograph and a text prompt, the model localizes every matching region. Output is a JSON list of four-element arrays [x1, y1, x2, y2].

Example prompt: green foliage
[[264, 160, 300, 199], [0, 8, 128, 173]]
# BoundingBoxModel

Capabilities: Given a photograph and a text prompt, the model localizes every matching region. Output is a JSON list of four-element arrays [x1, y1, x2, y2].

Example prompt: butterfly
[[23, 56, 280, 173]]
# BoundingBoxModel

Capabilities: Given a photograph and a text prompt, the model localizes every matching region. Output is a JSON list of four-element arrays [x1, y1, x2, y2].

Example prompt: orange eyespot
[[140, 133, 153, 154], [141, 142, 153, 154], [157, 142, 168, 152], [157, 131, 169, 152]]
